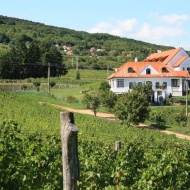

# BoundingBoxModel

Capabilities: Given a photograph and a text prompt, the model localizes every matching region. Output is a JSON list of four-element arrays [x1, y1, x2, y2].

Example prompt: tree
[[100, 90, 118, 111], [99, 81, 111, 91], [0, 33, 10, 44], [41, 46, 67, 77], [82, 91, 101, 116], [75, 69, 80, 80], [99, 81, 117, 111], [114, 90, 150, 126], [132, 82, 153, 95]]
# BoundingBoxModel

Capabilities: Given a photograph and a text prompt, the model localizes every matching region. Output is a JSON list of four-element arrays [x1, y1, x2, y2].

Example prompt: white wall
[[109, 77, 183, 97], [168, 49, 189, 67], [140, 65, 159, 74], [175, 57, 190, 71]]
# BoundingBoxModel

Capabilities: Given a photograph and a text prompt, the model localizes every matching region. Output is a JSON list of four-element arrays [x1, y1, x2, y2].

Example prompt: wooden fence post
[[114, 141, 121, 159], [115, 141, 121, 152], [60, 112, 79, 190]]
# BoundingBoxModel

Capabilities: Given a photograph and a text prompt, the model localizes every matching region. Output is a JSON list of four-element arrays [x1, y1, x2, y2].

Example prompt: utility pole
[[76, 55, 78, 70], [48, 62, 50, 93]]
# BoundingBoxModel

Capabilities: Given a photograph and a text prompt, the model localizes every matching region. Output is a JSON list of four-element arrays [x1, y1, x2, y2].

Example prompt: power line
[[3, 62, 66, 68]]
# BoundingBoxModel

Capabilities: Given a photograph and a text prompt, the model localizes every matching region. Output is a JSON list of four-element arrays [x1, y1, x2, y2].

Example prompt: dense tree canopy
[[0, 41, 67, 79], [114, 90, 150, 126]]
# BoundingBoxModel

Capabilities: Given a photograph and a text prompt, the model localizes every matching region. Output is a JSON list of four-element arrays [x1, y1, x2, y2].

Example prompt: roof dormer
[[128, 67, 133, 73], [161, 67, 167, 73]]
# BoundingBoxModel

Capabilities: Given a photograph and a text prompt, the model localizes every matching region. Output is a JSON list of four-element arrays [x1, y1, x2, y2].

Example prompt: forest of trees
[[0, 15, 188, 79], [0, 41, 67, 79]]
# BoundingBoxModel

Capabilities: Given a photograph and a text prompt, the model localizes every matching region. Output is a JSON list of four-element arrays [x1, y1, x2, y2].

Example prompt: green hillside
[[0, 15, 179, 70]]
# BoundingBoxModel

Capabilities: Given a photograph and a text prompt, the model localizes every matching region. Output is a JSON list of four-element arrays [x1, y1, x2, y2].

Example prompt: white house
[[107, 48, 190, 103]]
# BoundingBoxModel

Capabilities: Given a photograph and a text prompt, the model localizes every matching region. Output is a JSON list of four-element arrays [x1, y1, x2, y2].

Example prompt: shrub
[[66, 96, 77, 103], [50, 81, 56, 88], [33, 81, 41, 87], [148, 110, 166, 125], [21, 85, 28, 91]]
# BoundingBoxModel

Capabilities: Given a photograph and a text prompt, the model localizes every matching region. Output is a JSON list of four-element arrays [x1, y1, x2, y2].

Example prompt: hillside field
[[1, 89, 190, 189]]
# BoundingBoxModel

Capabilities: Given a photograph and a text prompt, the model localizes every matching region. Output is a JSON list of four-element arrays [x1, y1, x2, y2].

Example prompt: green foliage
[[98, 81, 117, 111], [66, 95, 77, 103], [1, 91, 190, 189], [174, 108, 187, 127], [33, 81, 41, 91], [21, 84, 28, 91], [114, 90, 150, 126], [75, 69, 80, 80], [33, 81, 41, 87], [82, 90, 101, 116], [98, 81, 110, 91], [0, 120, 62, 189], [0, 15, 175, 71], [0, 32, 10, 43], [132, 82, 153, 95], [148, 106, 188, 128], [0, 41, 67, 79], [50, 81, 56, 88], [148, 110, 166, 125], [100, 90, 118, 111]]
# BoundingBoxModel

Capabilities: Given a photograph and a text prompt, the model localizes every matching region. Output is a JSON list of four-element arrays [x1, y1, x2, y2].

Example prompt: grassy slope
[[1, 68, 190, 135]]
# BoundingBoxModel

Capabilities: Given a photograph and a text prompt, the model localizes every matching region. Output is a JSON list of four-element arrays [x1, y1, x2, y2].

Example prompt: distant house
[[107, 48, 190, 103]]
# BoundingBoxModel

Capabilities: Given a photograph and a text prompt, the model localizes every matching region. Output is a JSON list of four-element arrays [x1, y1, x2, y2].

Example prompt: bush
[[148, 110, 166, 125], [33, 81, 41, 87], [174, 109, 187, 127], [21, 85, 28, 91], [50, 81, 56, 88], [66, 96, 77, 103]]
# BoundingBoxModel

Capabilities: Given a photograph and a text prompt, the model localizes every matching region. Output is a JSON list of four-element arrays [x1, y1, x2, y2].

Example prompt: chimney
[[135, 57, 138, 62]]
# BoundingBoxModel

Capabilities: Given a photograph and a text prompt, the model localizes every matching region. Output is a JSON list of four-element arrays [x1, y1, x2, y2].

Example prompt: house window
[[155, 82, 160, 88], [158, 91, 162, 95], [138, 82, 142, 86], [171, 79, 179, 87], [162, 67, 167, 73], [129, 82, 133, 89], [128, 67, 133, 73], [146, 68, 151, 74], [163, 82, 167, 89], [117, 79, 124, 88]]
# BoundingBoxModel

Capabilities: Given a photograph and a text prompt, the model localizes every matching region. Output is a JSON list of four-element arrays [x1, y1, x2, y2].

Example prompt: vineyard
[[1, 91, 190, 189]]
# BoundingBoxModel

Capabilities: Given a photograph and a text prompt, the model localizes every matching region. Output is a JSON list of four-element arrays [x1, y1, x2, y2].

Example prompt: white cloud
[[88, 14, 190, 49], [160, 14, 189, 26], [88, 18, 137, 36], [133, 23, 186, 40]]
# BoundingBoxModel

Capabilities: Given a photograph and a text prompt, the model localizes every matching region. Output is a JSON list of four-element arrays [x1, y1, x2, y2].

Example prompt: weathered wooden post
[[114, 141, 121, 159], [115, 141, 121, 152], [60, 112, 79, 190]]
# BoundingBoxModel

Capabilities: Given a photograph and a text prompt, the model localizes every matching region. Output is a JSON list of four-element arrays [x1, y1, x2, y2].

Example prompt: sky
[[1, 0, 190, 50]]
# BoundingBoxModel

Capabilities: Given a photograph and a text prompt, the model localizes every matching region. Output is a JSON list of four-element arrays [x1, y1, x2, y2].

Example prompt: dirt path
[[44, 102, 190, 141]]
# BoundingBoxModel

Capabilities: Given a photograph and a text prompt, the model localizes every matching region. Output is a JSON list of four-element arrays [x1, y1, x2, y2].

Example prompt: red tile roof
[[144, 48, 181, 65], [108, 48, 189, 80]]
